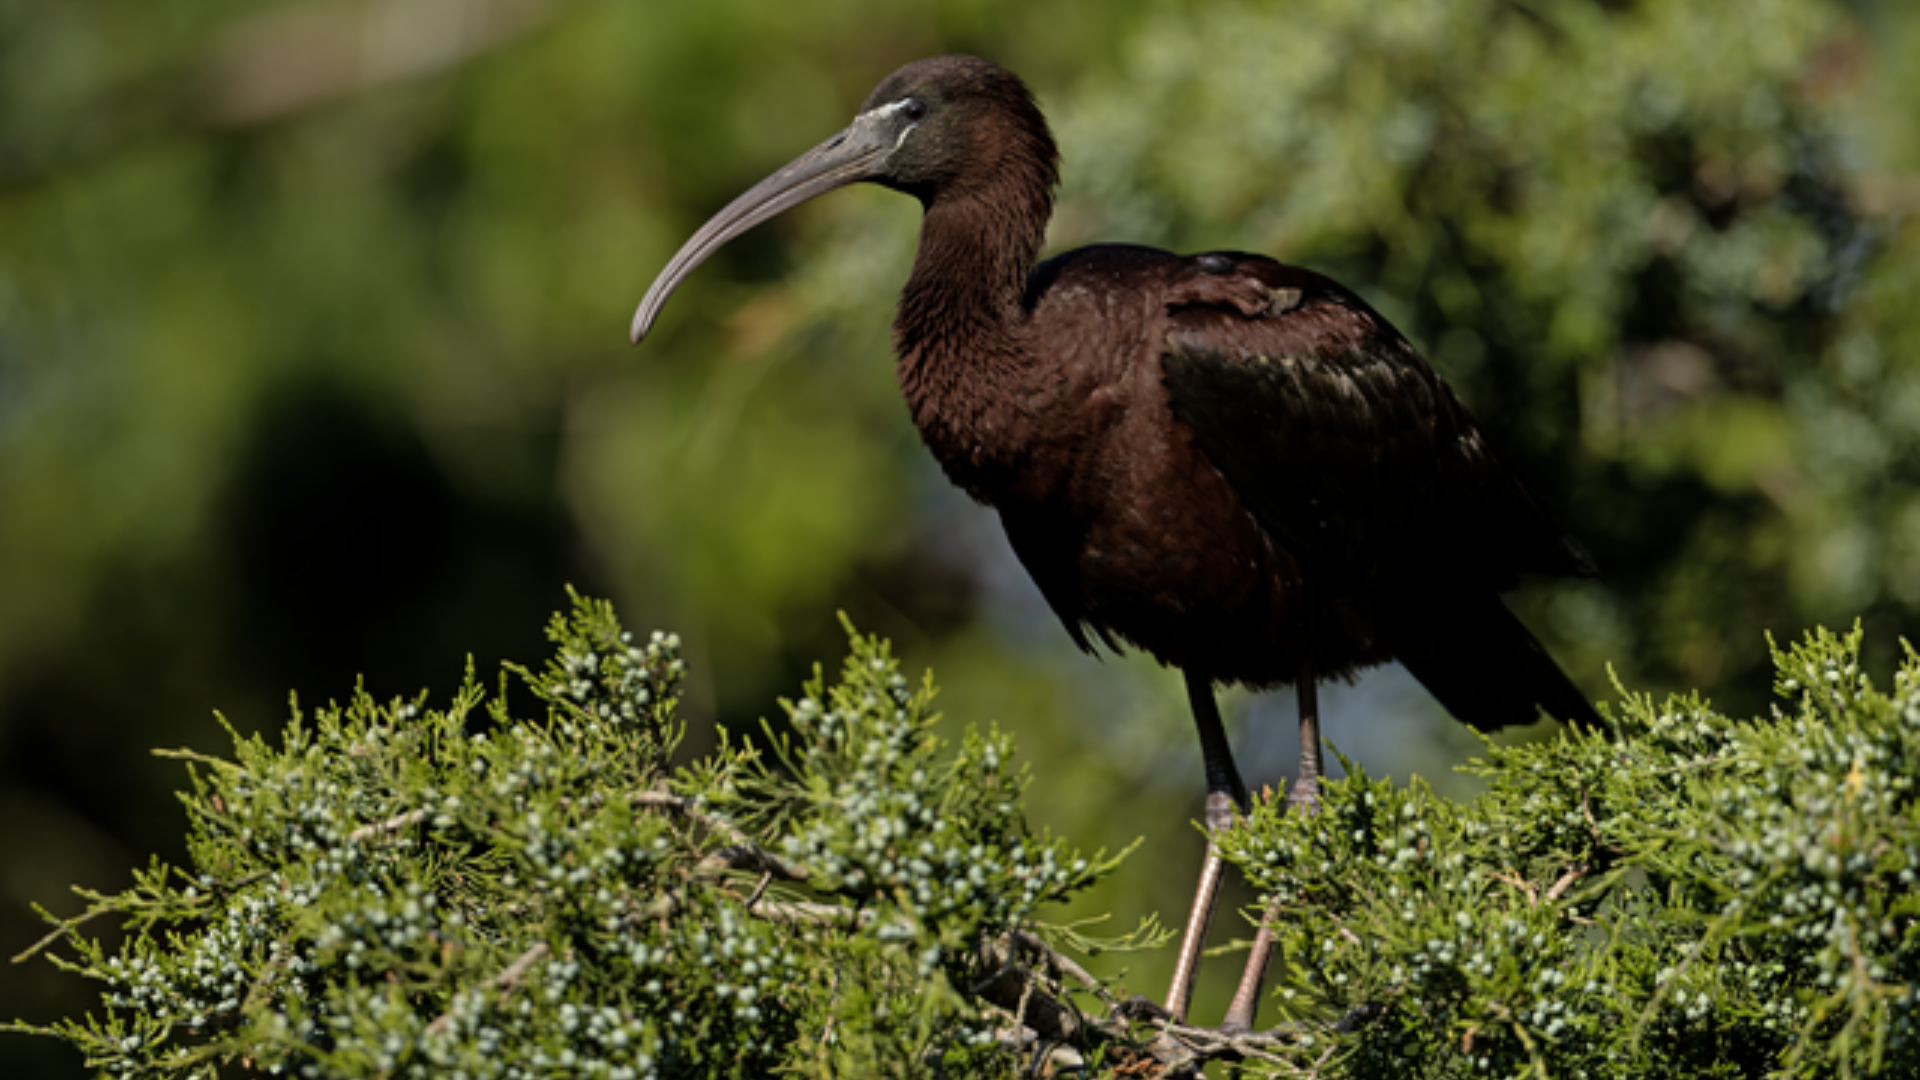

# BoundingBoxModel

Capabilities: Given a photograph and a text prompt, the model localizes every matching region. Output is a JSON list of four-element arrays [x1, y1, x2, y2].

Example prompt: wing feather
[[1159, 255, 1591, 601]]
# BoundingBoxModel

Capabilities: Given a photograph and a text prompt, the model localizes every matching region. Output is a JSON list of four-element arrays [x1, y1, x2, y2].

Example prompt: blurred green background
[[3, 0, 1916, 1073]]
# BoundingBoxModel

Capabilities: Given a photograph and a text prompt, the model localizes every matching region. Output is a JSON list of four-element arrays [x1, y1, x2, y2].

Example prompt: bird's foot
[[1212, 1016, 1254, 1037]]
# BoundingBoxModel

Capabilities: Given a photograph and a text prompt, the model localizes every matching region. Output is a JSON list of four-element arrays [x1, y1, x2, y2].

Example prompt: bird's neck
[[894, 101, 1056, 359], [891, 156, 1054, 473], [896, 192, 1045, 357], [891, 195, 1046, 494]]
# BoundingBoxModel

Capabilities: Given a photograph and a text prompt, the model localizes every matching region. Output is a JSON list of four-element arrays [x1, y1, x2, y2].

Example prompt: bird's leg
[[1164, 672, 1248, 1023], [1289, 664, 1322, 812], [1219, 663, 1319, 1030]]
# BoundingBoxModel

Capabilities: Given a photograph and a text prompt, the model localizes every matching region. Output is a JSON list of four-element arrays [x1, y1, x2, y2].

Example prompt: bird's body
[[631, 54, 1598, 1027], [910, 244, 1328, 683], [898, 232, 1592, 723]]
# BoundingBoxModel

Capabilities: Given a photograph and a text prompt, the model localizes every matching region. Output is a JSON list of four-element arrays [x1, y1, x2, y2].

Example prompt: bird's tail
[[1395, 592, 1600, 732]]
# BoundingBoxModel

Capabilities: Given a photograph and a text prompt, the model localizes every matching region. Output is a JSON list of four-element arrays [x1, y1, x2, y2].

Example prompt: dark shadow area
[[0, 378, 591, 1076]]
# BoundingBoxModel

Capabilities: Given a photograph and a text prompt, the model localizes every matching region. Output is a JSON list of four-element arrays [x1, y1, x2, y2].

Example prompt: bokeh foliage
[[1032, 0, 1910, 698], [3, 0, 1918, 1074]]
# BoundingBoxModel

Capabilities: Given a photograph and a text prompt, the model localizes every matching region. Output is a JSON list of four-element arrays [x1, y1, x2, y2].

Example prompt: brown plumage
[[631, 54, 1598, 1027]]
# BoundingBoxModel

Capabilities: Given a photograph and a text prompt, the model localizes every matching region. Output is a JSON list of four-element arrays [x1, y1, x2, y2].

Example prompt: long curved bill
[[630, 110, 901, 344]]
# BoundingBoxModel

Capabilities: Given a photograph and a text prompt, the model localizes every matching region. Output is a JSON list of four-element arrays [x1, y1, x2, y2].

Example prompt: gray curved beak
[[630, 112, 900, 344]]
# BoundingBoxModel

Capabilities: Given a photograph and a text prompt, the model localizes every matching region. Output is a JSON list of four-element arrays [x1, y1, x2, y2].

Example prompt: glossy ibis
[[630, 55, 1599, 1028]]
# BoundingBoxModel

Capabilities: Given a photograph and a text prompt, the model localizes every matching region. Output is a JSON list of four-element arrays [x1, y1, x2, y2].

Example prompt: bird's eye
[[901, 98, 928, 122]]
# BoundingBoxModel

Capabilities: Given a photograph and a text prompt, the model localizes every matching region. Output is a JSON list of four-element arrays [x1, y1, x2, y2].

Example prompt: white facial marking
[[861, 99, 922, 151]]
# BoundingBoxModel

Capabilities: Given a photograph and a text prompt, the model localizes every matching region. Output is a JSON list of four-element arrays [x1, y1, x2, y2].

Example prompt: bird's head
[[629, 55, 1056, 344]]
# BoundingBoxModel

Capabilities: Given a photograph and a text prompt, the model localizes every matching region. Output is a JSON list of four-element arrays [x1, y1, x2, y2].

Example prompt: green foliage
[[707, 619, 1105, 936], [12, 599, 1920, 1076], [1218, 625, 1920, 1078], [7, 11, 1920, 1070], [9, 6, 1920, 1062], [7, 594, 1123, 1078]]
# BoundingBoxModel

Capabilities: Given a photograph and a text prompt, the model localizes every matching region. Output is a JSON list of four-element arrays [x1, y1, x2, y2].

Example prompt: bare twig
[[670, 810, 1339, 1076], [1151, 1018, 1316, 1071], [987, 1023, 1086, 1070], [630, 790, 744, 841], [970, 928, 1350, 1075], [492, 941, 552, 989], [348, 808, 431, 843], [750, 900, 874, 929], [426, 942, 551, 1036], [1489, 868, 1539, 905], [1013, 955, 1040, 1036], [1011, 928, 1120, 1012], [744, 871, 774, 912], [632, 790, 810, 882], [820, 968, 840, 1048], [697, 845, 810, 882], [1545, 864, 1589, 903], [971, 934, 1090, 1046]]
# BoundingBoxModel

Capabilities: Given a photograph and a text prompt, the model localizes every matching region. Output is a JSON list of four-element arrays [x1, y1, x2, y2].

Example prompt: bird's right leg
[[1289, 666, 1323, 812], [1164, 671, 1249, 1022], [1219, 665, 1318, 1030]]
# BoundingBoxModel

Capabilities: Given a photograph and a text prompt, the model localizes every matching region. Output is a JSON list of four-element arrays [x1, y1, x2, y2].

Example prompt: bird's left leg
[[1163, 671, 1249, 1022]]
